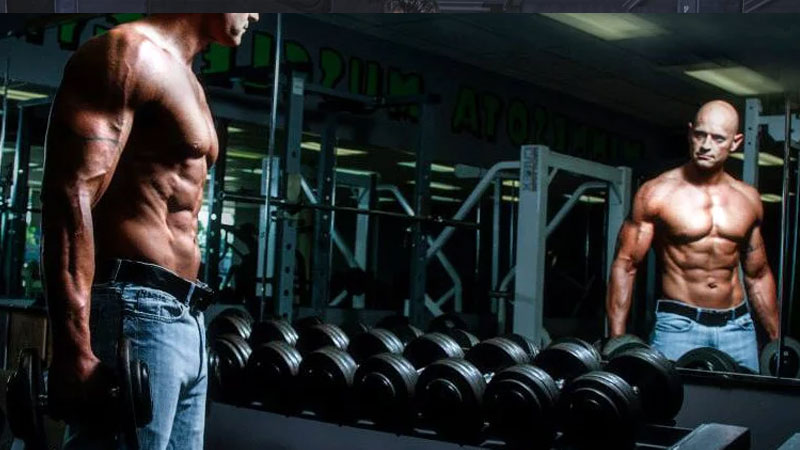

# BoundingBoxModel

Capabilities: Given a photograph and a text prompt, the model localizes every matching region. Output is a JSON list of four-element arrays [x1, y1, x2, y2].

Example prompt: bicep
[[616, 218, 655, 267]]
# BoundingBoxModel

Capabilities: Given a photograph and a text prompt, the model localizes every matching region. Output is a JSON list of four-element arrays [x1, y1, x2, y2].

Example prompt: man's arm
[[606, 184, 657, 337], [41, 36, 140, 381], [740, 200, 780, 340]]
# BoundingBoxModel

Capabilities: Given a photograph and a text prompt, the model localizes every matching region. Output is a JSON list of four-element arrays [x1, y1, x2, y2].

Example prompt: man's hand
[[48, 352, 115, 424]]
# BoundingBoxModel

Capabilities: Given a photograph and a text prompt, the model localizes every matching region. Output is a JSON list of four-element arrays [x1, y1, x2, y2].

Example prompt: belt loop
[[186, 283, 196, 306], [111, 259, 122, 282], [695, 308, 701, 322]]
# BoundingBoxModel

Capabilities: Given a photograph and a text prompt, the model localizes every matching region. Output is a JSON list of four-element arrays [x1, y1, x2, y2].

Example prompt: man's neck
[[684, 162, 726, 185], [140, 15, 211, 65]]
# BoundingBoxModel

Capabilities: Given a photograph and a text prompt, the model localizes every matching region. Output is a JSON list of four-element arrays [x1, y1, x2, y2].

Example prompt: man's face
[[212, 13, 259, 47], [687, 108, 743, 172]]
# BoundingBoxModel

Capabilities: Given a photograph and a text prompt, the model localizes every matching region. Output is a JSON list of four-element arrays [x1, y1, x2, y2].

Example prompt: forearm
[[42, 188, 96, 360], [745, 270, 780, 340], [607, 260, 637, 336]]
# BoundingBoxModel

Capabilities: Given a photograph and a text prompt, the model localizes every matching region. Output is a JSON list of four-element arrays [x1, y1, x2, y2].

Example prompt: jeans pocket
[[732, 314, 755, 331], [654, 312, 695, 333], [121, 285, 187, 323]]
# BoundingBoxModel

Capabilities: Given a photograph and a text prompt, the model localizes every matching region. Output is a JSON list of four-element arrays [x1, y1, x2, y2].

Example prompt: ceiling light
[[502, 195, 519, 202], [397, 161, 456, 173], [432, 195, 461, 203], [301, 141, 367, 156], [227, 126, 246, 134], [502, 180, 520, 188], [227, 149, 264, 160], [335, 167, 375, 176], [224, 176, 239, 182], [0, 89, 49, 101], [684, 66, 783, 96], [541, 13, 665, 41], [728, 152, 784, 167], [761, 194, 782, 203], [563, 193, 606, 203], [407, 180, 462, 191]]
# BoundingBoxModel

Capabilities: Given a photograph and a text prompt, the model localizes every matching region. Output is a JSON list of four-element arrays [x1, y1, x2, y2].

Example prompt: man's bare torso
[[87, 24, 218, 279], [645, 166, 760, 309]]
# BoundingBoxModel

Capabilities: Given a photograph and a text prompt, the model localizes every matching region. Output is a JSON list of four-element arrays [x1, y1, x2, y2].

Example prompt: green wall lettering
[[452, 87, 481, 138], [507, 99, 529, 147], [319, 48, 345, 88], [480, 93, 502, 142]]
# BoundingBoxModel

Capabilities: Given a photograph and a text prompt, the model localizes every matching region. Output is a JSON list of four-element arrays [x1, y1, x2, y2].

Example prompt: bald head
[[694, 100, 740, 135], [687, 100, 744, 173]]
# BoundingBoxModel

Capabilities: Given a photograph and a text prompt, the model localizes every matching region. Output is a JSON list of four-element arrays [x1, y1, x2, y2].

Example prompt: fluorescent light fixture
[[728, 152, 784, 167], [397, 161, 456, 173], [0, 89, 49, 101], [227, 149, 264, 160], [684, 66, 783, 96], [563, 193, 606, 204], [378, 197, 395, 203], [502, 195, 519, 202], [300, 141, 367, 156], [224, 176, 239, 182], [227, 126, 246, 134], [407, 180, 462, 191], [502, 180, 520, 188], [432, 195, 461, 203], [761, 193, 782, 203], [541, 14, 665, 41], [335, 167, 375, 176]]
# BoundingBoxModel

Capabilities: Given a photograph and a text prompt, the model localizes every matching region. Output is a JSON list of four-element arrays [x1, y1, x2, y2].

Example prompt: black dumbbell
[[481, 339, 602, 448], [208, 308, 253, 342], [353, 332, 463, 430], [415, 337, 529, 442], [249, 319, 299, 348], [376, 314, 423, 347], [552, 336, 603, 363], [296, 323, 350, 355], [208, 333, 253, 404], [246, 341, 303, 414], [676, 347, 742, 373], [760, 336, 800, 378], [7, 338, 152, 450], [427, 312, 469, 333], [349, 328, 404, 364], [293, 315, 324, 333], [558, 347, 684, 449], [601, 334, 649, 360], [503, 333, 540, 361], [298, 346, 358, 422]]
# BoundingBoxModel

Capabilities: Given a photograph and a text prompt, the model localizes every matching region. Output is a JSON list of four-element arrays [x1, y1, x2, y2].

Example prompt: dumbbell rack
[[204, 400, 750, 450]]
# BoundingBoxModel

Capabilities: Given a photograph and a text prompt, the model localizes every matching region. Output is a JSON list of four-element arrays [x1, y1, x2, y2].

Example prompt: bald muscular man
[[606, 100, 780, 373], [42, 14, 258, 449]]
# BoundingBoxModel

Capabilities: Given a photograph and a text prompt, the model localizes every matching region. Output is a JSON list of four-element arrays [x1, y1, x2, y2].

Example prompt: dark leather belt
[[94, 259, 215, 311], [656, 301, 749, 327]]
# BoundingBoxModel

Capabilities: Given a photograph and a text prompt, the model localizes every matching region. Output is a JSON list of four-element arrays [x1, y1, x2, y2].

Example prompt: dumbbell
[[6, 338, 152, 450], [297, 346, 359, 422], [676, 347, 743, 373], [245, 341, 303, 414], [482, 339, 601, 448], [503, 333, 540, 361], [207, 308, 254, 342], [376, 314, 423, 347], [353, 332, 464, 430], [348, 328, 405, 364], [760, 336, 800, 378], [415, 337, 530, 442], [249, 318, 299, 348], [208, 333, 252, 404], [558, 347, 684, 449], [601, 334, 648, 360]]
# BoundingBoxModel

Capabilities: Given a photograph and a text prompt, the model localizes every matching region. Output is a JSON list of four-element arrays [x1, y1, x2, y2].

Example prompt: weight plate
[[503, 333, 540, 363], [298, 347, 357, 422], [465, 337, 529, 375], [349, 328, 404, 364], [296, 323, 350, 355], [760, 336, 800, 378], [246, 341, 303, 413], [534, 342, 601, 383], [552, 337, 603, 364], [353, 353, 417, 428], [249, 319, 299, 348], [403, 332, 464, 370], [607, 347, 684, 422], [428, 313, 469, 333], [444, 328, 480, 353], [6, 348, 46, 447], [601, 335, 648, 360], [416, 358, 485, 442], [375, 314, 423, 346], [676, 347, 739, 373]]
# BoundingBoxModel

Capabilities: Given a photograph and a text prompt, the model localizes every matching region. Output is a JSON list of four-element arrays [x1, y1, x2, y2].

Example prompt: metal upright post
[[605, 167, 632, 335], [203, 120, 229, 289], [311, 118, 337, 316], [4, 105, 30, 296], [408, 102, 434, 327], [491, 178, 501, 313], [743, 98, 762, 187], [513, 145, 549, 343], [353, 173, 376, 309]]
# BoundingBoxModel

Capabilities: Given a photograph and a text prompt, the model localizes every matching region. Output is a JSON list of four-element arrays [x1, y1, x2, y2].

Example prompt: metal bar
[[777, 97, 793, 377], [352, 175, 376, 309], [409, 102, 434, 326], [203, 120, 229, 290], [548, 152, 623, 185], [256, 157, 278, 316], [491, 178, 501, 314], [743, 98, 761, 187], [790, 147, 800, 335], [0, 58, 9, 196], [300, 176, 358, 268], [4, 105, 29, 296], [474, 202, 481, 278], [426, 160, 520, 259], [546, 181, 606, 236], [311, 118, 337, 315], [260, 13, 283, 314], [512, 145, 549, 343]]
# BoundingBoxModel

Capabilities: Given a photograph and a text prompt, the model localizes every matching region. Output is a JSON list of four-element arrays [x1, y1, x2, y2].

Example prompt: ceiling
[[308, 13, 800, 130]]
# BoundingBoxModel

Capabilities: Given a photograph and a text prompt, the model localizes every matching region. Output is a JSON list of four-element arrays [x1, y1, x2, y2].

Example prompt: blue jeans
[[650, 300, 759, 373], [62, 281, 208, 450]]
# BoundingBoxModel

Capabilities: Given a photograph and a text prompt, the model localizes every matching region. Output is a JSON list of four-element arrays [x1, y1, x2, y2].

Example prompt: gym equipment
[[533, 341, 602, 385], [208, 308, 253, 341], [403, 332, 464, 369], [353, 353, 417, 430], [292, 315, 324, 333], [246, 341, 303, 414], [375, 314, 423, 347], [6, 337, 152, 450], [415, 337, 528, 442], [298, 346, 358, 422], [503, 333, 540, 361], [348, 328, 404, 364], [442, 328, 480, 353], [760, 336, 800, 378], [208, 333, 253, 404], [551, 336, 603, 363], [296, 323, 350, 355], [558, 347, 684, 449], [249, 319, 299, 348], [601, 334, 648, 359], [676, 347, 741, 373]]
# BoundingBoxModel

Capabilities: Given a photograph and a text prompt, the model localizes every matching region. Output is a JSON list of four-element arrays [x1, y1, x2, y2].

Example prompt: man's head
[[384, 0, 440, 12], [205, 14, 260, 47], [687, 100, 743, 172]]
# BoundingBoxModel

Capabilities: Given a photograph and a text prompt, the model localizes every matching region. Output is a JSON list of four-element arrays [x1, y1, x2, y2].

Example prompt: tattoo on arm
[[744, 242, 764, 254]]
